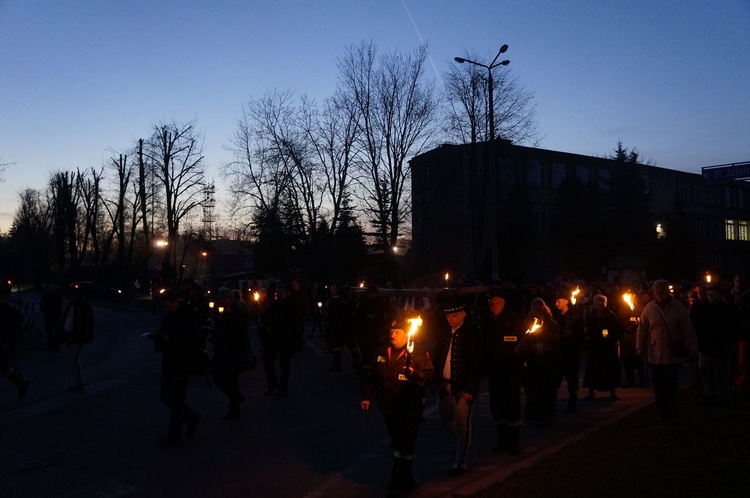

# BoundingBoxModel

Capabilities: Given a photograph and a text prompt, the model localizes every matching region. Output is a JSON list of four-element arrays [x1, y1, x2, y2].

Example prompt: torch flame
[[623, 292, 635, 311], [406, 316, 423, 354], [253, 292, 260, 302], [526, 317, 542, 334], [570, 287, 580, 305]]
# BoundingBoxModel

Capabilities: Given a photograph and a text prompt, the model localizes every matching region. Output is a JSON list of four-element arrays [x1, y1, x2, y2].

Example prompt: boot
[[492, 424, 508, 452], [563, 393, 578, 413], [387, 458, 404, 496], [399, 458, 415, 492], [507, 426, 520, 456]]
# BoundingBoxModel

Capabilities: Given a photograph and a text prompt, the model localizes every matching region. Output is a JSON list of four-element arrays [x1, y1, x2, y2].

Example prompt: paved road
[[1, 294, 681, 497]]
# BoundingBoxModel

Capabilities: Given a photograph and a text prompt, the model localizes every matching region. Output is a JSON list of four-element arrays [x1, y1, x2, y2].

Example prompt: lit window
[[740, 220, 749, 241], [725, 219, 736, 240]]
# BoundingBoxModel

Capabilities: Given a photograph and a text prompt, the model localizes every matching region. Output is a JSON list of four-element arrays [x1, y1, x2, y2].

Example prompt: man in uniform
[[434, 295, 482, 476], [482, 291, 524, 454], [361, 314, 434, 497]]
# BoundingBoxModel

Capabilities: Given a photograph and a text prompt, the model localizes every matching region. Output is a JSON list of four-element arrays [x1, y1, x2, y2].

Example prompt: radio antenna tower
[[202, 181, 216, 241]]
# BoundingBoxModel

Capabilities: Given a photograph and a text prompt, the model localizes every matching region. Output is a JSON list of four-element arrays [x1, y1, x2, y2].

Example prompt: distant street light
[[454, 44, 510, 141]]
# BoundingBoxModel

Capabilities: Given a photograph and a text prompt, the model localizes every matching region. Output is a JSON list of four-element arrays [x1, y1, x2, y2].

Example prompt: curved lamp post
[[454, 44, 510, 141]]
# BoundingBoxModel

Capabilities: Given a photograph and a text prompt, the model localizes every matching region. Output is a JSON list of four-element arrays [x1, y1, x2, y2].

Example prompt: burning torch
[[525, 317, 542, 334], [570, 287, 580, 306], [405, 316, 423, 372], [623, 292, 639, 326]]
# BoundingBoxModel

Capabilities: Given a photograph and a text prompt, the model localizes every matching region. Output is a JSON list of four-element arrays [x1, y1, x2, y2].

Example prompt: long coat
[[637, 298, 697, 365], [583, 307, 623, 391]]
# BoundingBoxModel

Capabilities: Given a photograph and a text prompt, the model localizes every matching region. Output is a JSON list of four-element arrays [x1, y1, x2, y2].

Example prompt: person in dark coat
[[515, 298, 561, 428], [263, 282, 296, 395], [209, 287, 247, 419], [361, 314, 434, 496], [583, 294, 623, 401], [0, 283, 30, 399], [355, 285, 389, 377], [481, 291, 524, 454], [553, 290, 585, 413], [61, 285, 95, 392], [695, 287, 736, 404], [149, 289, 203, 448], [326, 285, 359, 372], [433, 295, 482, 477]]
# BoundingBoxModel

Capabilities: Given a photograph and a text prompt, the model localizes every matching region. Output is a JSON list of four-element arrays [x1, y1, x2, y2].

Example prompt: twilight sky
[[1, 0, 749, 232]]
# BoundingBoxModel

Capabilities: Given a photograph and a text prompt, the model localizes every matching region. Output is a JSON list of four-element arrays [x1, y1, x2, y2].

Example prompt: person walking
[[433, 295, 482, 477], [61, 285, 95, 392], [481, 291, 524, 454], [637, 279, 698, 421], [360, 314, 434, 497], [263, 282, 296, 395], [148, 289, 203, 448], [209, 287, 246, 419], [515, 297, 561, 428], [583, 294, 623, 401], [553, 290, 585, 413], [695, 287, 736, 405], [0, 283, 30, 399]]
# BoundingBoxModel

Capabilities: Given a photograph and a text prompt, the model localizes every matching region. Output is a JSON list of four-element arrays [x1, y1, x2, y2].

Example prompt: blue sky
[[1, 0, 749, 232]]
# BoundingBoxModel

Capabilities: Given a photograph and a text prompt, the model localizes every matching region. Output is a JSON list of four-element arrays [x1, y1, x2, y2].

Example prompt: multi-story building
[[409, 140, 750, 285]]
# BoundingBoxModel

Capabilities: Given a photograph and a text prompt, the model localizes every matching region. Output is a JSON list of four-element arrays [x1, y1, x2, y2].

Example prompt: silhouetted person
[[0, 283, 29, 399], [481, 291, 524, 454], [583, 294, 622, 401], [61, 285, 95, 392], [263, 283, 296, 395], [149, 289, 203, 448]]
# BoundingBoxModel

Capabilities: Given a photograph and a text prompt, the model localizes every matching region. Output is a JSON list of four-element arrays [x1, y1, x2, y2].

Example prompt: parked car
[[69, 281, 124, 301]]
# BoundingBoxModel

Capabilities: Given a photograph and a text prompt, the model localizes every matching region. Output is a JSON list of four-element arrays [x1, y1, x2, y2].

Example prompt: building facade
[[409, 140, 750, 285]]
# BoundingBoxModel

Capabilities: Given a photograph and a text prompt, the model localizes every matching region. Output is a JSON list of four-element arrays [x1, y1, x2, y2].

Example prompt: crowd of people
[[2, 273, 749, 497]]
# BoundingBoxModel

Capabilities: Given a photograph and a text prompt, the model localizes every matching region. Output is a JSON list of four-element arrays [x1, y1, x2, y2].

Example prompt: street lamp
[[454, 44, 510, 141]]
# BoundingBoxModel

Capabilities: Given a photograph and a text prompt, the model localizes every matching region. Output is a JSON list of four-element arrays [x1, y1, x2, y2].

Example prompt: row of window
[[527, 161, 749, 211], [725, 219, 750, 241]]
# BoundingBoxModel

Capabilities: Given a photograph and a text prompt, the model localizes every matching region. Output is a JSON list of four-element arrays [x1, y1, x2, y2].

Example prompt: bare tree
[[336, 41, 438, 247], [144, 120, 207, 281], [103, 151, 139, 278], [443, 51, 541, 145], [301, 92, 360, 235], [223, 96, 294, 235]]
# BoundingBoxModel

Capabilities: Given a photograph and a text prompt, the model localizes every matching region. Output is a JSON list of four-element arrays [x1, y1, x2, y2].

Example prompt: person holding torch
[[515, 298, 561, 428], [360, 313, 434, 496]]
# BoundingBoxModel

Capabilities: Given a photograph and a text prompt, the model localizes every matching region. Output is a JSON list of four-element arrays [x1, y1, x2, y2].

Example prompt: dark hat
[[554, 290, 570, 301], [389, 314, 409, 330], [442, 298, 465, 314]]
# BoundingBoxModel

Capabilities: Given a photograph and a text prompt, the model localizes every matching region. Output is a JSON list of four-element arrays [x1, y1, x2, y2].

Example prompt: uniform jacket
[[481, 309, 524, 376], [361, 344, 434, 415], [637, 298, 697, 364], [434, 320, 482, 396]]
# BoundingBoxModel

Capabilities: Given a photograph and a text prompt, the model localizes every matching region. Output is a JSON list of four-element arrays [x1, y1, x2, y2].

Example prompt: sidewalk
[[470, 387, 750, 498], [301, 352, 671, 498]]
